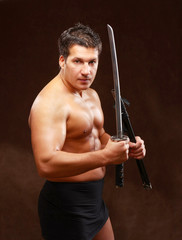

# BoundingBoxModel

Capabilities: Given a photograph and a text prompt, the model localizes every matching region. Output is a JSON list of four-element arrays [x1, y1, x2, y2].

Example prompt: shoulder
[[29, 79, 69, 127], [86, 88, 101, 103]]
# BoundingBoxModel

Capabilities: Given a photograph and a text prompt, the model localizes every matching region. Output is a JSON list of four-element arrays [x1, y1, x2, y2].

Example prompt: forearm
[[33, 130, 129, 179], [35, 148, 108, 178]]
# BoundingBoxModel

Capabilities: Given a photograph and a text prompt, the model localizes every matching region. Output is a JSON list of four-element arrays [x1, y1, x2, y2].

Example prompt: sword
[[107, 24, 152, 189], [107, 24, 128, 188]]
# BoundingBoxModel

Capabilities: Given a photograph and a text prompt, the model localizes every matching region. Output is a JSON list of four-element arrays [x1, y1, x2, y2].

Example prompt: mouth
[[78, 78, 91, 83]]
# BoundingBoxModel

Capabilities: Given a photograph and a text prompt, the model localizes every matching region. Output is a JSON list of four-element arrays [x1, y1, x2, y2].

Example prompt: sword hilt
[[111, 135, 129, 188]]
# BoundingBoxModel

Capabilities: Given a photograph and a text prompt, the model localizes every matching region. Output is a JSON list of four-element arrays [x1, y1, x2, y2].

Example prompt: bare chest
[[66, 97, 104, 139]]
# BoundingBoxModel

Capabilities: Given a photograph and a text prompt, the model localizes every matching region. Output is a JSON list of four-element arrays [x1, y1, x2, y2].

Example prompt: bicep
[[91, 89, 110, 147], [99, 128, 110, 148], [30, 106, 67, 164]]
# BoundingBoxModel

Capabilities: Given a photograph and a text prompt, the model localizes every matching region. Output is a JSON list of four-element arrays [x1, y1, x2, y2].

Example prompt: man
[[29, 23, 146, 240]]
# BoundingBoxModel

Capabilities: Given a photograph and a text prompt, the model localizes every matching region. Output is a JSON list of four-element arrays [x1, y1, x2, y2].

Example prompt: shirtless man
[[29, 23, 146, 240]]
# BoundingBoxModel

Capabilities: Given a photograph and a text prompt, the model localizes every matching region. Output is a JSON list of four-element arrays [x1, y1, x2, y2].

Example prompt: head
[[58, 23, 102, 61]]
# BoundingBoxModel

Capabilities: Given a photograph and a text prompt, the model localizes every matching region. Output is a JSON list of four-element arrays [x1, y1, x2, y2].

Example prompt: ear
[[59, 55, 65, 69]]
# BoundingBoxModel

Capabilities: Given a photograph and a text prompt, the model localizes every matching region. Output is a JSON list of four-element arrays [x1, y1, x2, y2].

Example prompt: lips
[[78, 78, 90, 82]]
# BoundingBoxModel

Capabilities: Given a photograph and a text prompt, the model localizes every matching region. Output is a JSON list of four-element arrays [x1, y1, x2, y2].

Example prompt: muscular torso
[[30, 76, 106, 182]]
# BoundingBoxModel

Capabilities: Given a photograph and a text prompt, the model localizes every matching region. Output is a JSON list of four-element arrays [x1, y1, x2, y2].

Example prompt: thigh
[[93, 218, 115, 240]]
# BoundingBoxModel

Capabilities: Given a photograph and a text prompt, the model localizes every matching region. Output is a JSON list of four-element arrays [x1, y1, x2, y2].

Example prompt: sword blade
[[107, 24, 123, 138]]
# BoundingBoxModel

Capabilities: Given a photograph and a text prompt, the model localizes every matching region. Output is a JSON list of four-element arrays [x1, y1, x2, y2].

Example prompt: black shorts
[[38, 178, 109, 240]]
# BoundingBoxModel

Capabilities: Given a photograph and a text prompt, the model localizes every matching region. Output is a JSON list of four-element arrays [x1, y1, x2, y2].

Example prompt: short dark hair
[[58, 23, 102, 59]]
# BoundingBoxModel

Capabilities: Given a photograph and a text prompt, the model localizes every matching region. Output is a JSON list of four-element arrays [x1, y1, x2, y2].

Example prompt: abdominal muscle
[[46, 134, 106, 182]]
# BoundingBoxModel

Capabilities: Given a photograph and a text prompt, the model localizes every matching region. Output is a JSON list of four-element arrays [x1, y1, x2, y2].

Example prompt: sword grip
[[111, 135, 128, 188], [115, 164, 124, 188]]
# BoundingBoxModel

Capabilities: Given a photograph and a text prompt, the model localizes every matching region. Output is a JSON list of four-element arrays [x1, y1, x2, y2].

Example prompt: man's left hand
[[129, 136, 146, 159]]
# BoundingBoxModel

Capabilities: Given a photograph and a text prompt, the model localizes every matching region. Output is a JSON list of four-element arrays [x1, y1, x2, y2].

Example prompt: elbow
[[37, 167, 48, 178], [36, 163, 50, 178], [35, 157, 53, 178], [33, 149, 59, 178]]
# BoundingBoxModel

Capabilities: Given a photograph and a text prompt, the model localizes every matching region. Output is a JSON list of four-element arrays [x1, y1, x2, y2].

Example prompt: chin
[[79, 84, 91, 90]]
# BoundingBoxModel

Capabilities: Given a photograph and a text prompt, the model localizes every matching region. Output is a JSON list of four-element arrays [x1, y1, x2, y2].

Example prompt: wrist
[[101, 148, 111, 166]]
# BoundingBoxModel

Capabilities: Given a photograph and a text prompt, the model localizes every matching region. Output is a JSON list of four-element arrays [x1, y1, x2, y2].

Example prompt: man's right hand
[[104, 137, 130, 165]]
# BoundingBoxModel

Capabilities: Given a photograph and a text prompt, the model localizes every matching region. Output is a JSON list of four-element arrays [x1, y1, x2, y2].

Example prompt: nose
[[81, 63, 90, 76]]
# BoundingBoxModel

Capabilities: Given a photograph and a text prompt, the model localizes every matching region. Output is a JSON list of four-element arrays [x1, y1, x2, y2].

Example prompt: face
[[59, 45, 99, 93]]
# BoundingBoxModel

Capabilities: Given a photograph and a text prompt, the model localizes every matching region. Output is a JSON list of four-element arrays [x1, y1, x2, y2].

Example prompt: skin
[[29, 44, 146, 240]]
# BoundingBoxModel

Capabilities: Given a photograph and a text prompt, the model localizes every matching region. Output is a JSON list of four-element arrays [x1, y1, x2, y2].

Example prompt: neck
[[59, 72, 83, 97]]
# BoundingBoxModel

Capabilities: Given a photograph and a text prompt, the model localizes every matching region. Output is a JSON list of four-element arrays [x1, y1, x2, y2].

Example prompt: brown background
[[0, 0, 181, 239]]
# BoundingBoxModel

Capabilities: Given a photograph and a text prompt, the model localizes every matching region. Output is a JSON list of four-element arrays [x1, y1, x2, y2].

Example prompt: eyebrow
[[73, 57, 98, 62]]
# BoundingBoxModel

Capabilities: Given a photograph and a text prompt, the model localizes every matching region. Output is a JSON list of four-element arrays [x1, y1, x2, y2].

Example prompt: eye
[[74, 59, 80, 63], [73, 58, 83, 64], [89, 60, 96, 65]]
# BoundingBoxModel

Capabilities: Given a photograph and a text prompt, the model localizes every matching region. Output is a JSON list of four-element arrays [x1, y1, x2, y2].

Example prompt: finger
[[129, 146, 144, 154], [129, 142, 136, 149], [135, 137, 144, 147], [129, 153, 143, 159], [125, 142, 130, 150], [135, 136, 142, 142], [129, 148, 146, 158]]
